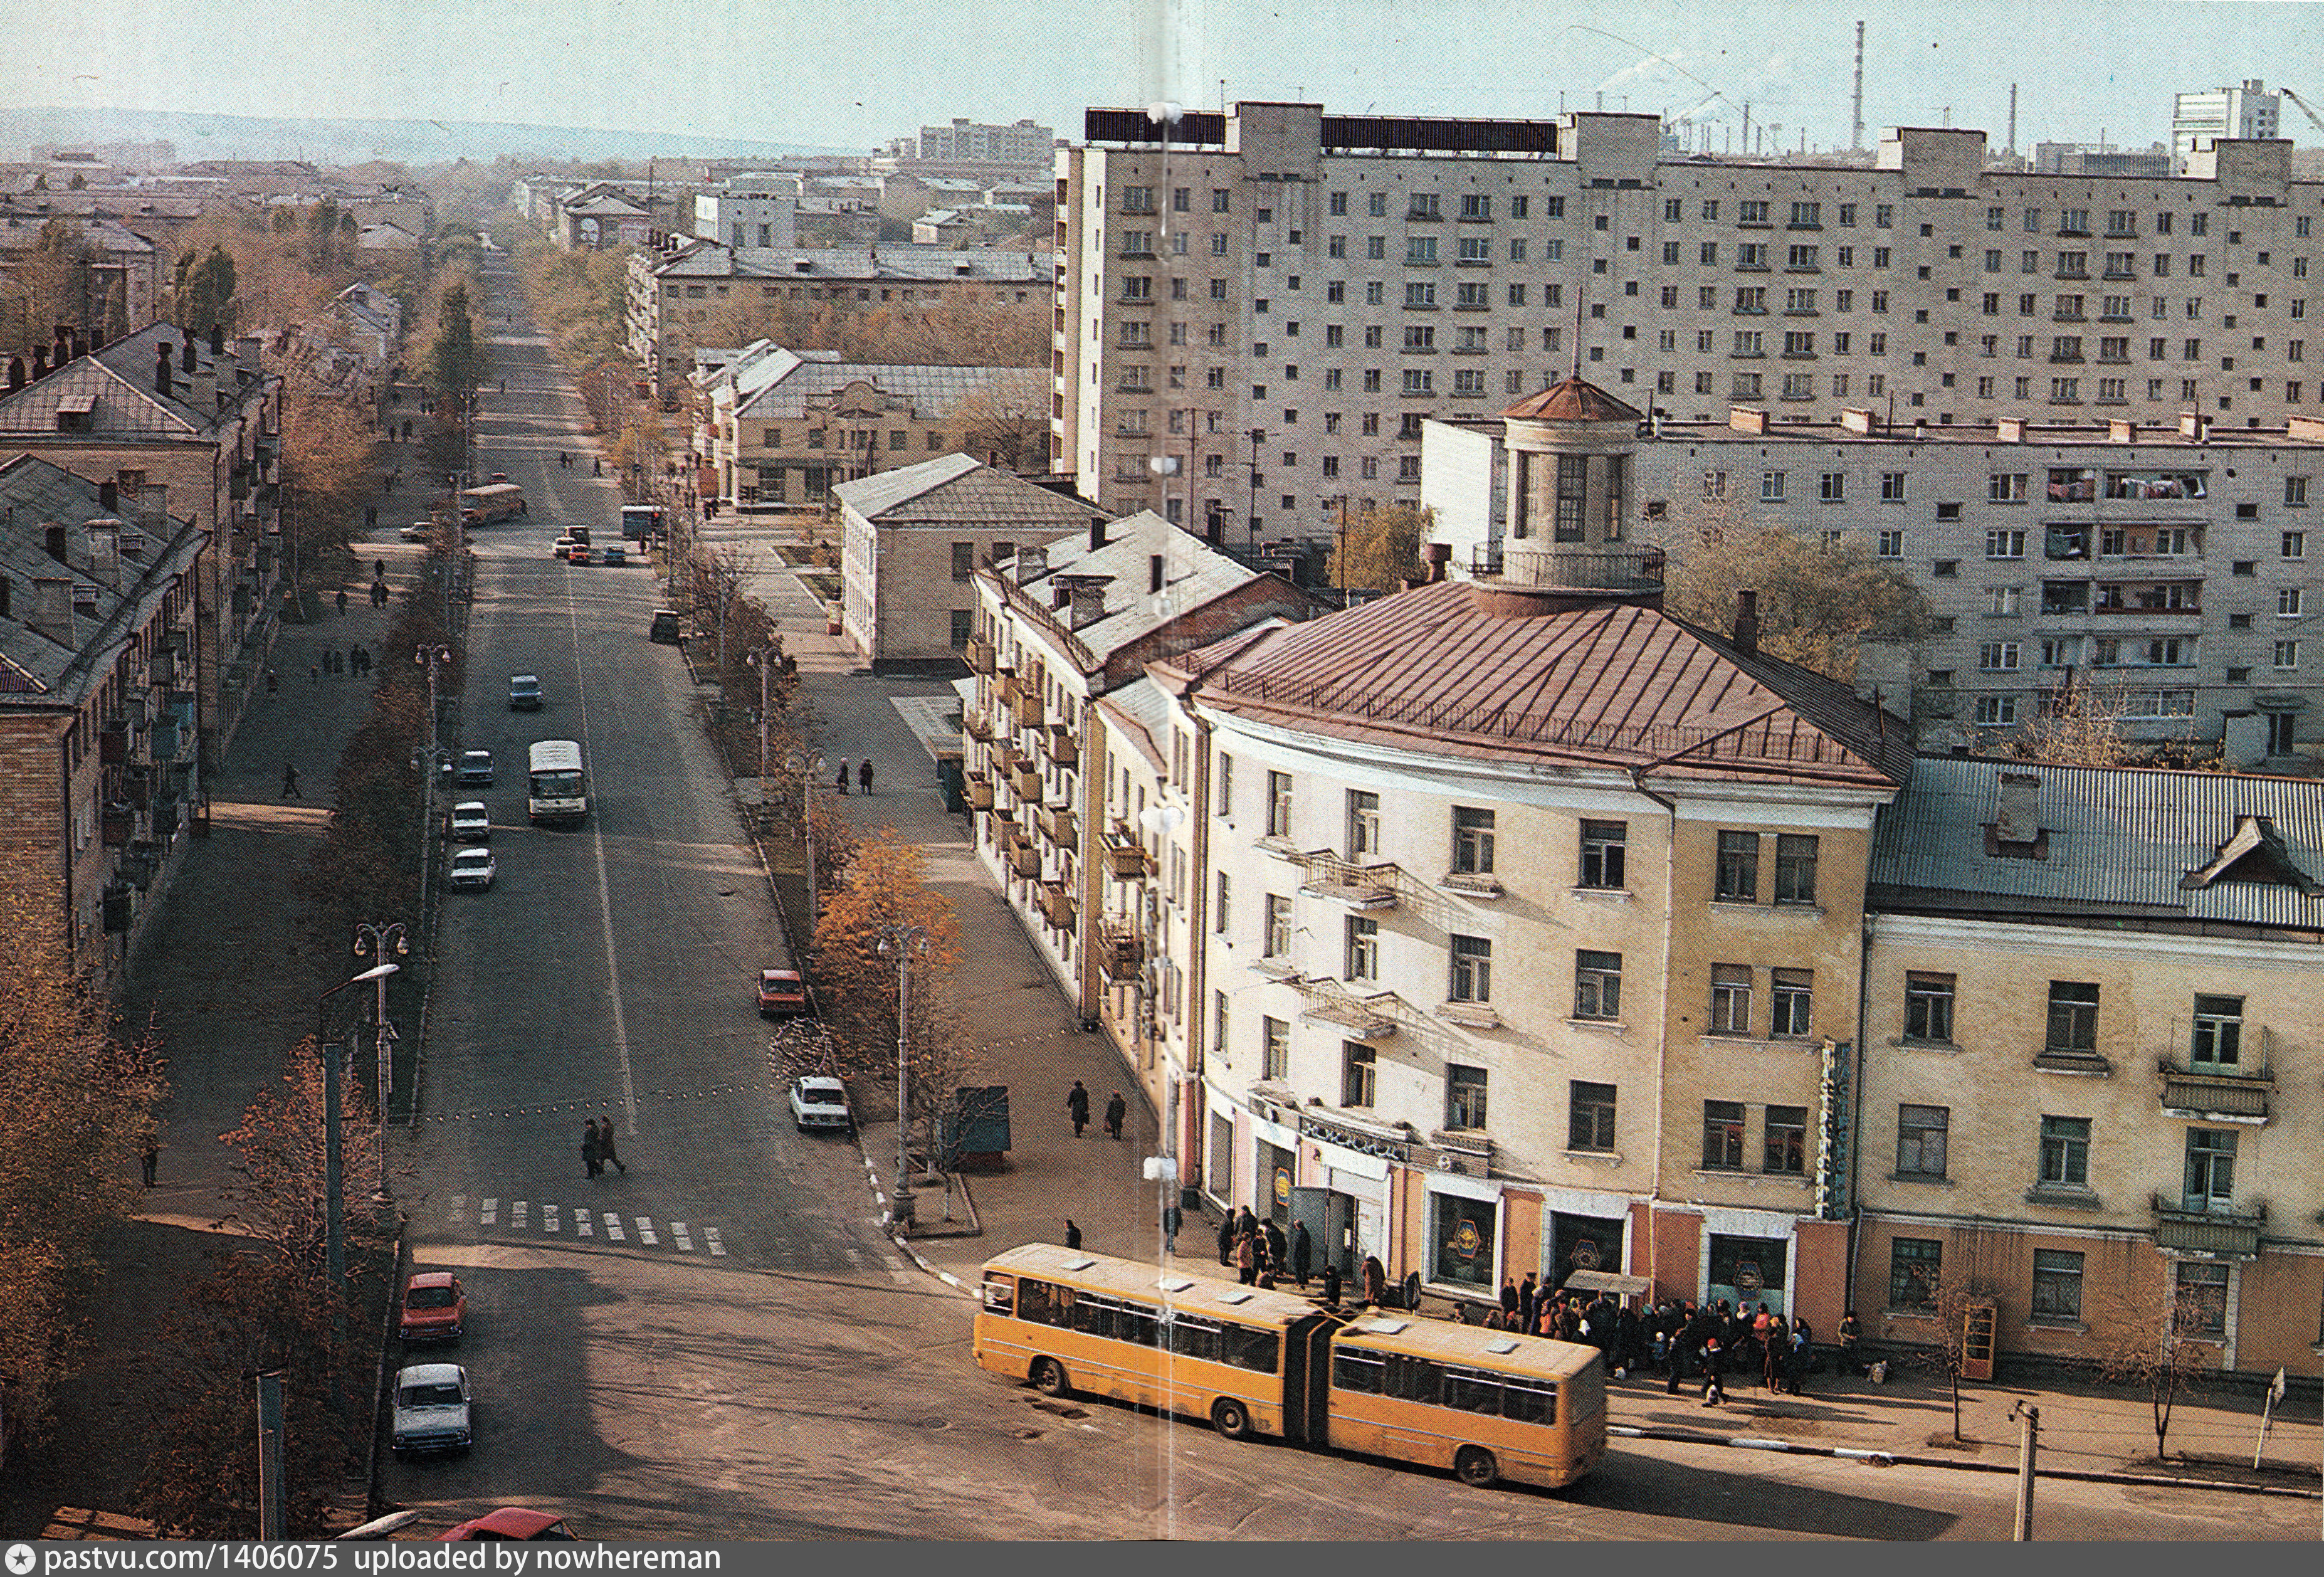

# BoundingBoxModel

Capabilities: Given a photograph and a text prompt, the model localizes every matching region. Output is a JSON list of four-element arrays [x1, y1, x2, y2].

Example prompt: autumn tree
[[512, 237, 630, 367], [811, 830, 979, 1171], [9, 218, 126, 348], [280, 388, 379, 580], [1652, 497, 1934, 683], [1327, 501, 1434, 593], [172, 245, 239, 337], [216, 1040, 384, 1277], [2090, 1280, 2220, 1461], [1901, 1270, 2006, 1443], [422, 280, 490, 407], [1980, 677, 2138, 766], [950, 381, 1049, 472], [0, 892, 169, 1445]]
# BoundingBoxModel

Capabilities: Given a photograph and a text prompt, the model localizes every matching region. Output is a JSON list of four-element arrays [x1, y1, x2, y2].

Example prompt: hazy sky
[[9, 0, 2324, 156]]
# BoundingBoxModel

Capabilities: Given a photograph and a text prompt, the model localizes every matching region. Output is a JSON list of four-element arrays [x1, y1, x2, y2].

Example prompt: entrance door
[[1290, 1188, 1357, 1279], [1354, 1196, 1385, 1274], [2268, 712, 2297, 756]]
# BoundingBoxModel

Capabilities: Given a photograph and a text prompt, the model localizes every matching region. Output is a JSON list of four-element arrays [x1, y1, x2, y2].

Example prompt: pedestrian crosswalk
[[447, 1194, 728, 1256]]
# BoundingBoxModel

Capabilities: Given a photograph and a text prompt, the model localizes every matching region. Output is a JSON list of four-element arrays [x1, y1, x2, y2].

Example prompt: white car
[[448, 847, 496, 891], [399, 522, 433, 543], [448, 801, 490, 842], [391, 1363, 472, 1457], [789, 1076, 851, 1133]]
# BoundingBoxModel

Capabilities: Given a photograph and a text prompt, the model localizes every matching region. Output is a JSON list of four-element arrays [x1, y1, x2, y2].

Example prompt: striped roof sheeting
[[1870, 755, 2324, 929], [1179, 578, 1910, 789]]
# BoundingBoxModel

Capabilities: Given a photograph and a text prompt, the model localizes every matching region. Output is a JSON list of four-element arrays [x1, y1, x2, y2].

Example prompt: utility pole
[[2010, 1400, 2039, 1541], [875, 924, 930, 1230], [352, 922, 407, 1201], [255, 1371, 286, 1540]]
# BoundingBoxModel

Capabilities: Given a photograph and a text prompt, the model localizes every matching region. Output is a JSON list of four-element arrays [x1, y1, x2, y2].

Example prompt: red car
[[757, 968, 809, 1019], [438, 1509, 579, 1542], [397, 1272, 466, 1342]]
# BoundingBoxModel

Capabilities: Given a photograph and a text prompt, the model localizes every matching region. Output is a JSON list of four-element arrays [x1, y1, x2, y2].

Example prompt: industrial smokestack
[[1851, 21, 1866, 152], [1733, 588, 1760, 654]]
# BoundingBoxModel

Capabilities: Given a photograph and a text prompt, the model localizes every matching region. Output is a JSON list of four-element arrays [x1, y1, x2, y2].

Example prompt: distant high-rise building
[[2173, 79, 2281, 171], [913, 119, 1055, 166]]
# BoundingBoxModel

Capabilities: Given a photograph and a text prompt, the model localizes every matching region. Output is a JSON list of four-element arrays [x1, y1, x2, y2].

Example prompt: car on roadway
[[448, 801, 491, 842], [399, 522, 433, 543], [789, 1075, 852, 1133], [397, 1272, 466, 1343], [551, 535, 580, 561], [437, 1509, 580, 1543], [601, 544, 628, 567], [757, 968, 809, 1018], [509, 673, 543, 710], [457, 749, 495, 786], [447, 847, 497, 891], [569, 546, 595, 566], [391, 1363, 473, 1457], [649, 609, 683, 644]]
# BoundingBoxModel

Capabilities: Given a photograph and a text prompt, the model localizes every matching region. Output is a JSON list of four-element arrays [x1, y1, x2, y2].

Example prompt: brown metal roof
[[1498, 376, 1644, 425], [1175, 579, 1909, 789]]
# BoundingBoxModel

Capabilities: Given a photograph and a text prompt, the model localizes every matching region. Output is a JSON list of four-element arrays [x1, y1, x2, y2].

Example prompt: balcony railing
[[1103, 824, 1152, 879], [1296, 851, 1402, 910], [2150, 1195, 2266, 1258], [1099, 922, 1145, 977], [1008, 844, 1042, 879], [2158, 1058, 2273, 1122], [1044, 725, 1078, 766], [1293, 979, 1401, 1040], [964, 773, 995, 811], [1037, 880, 1077, 929], [962, 709, 996, 742], [1038, 803, 1079, 847], [1469, 544, 1666, 593], [966, 640, 995, 675], [1010, 766, 1045, 801]]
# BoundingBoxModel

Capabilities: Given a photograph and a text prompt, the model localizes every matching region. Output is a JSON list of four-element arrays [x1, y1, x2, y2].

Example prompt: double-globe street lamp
[[875, 923, 930, 1230], [352, 921, 408, 1201], [316, 960, 399, 1339], [784, 747, 825, 943]]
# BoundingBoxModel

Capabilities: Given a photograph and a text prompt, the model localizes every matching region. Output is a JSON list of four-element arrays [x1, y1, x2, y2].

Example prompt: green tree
[[421, 280, 490, 406], [174, 245, 239, 337], [1327, 501, 1433, 593], [16, 218, 95, 340]]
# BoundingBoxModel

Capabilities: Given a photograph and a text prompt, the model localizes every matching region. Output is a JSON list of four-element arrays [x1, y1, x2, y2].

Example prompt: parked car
[[438, 1509, 579, 1543], [601, 544, 628, 567], [789, 1075, 852, 1133], [399, 522, 433, 542], [397, 1272, 466, 1342], [391, 1363, 472, 1457], [569, 546, 595, 566], [757, 968, 809, 1018], [448, 802, 491, 842], [649, 609, 683, 644], [457, 750, 495, 786], [509, 674, 543, 710], [448, 847, 497, 891], [551, 536, 580, 561]]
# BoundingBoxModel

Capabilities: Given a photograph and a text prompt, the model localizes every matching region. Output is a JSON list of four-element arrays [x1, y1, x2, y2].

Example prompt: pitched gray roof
[[1871, 755, 2324, 929], [730, 355, 1041, 421], [645, 242, 1052, 284], [0, 321, 267, 441], [836, 454, 1105, 530], [1002, 512, 1268, 665]]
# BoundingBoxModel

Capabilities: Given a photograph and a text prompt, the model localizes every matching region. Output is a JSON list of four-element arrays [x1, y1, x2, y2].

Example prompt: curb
[[1607, 1422, 2323, 1499], [858, 1150, 974, 1297]]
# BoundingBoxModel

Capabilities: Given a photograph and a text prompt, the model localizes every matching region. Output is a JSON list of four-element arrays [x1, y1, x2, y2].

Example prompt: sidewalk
[[720, 515, 2324, 1501]]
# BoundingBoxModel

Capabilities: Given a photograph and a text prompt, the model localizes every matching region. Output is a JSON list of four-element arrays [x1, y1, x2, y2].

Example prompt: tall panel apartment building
[[2172, 80, 2281, 173], [1056, 102, 2323, 537]]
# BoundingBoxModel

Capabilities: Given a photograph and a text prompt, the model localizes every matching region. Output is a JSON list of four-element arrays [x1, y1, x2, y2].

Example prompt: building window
[[1579, 819, 1627, 889], [1446, 1065, 1489, 1131], [1701, 1101, 1746, 1170], [1905, 972, 1956, 1042], [1263, 1016, 1289, 1081], [1265, 894, 1291, 958], [1266, 771, 1292, 838], [1345, 916, 1378, 981], [1715, 831, 1759, 901], [1569, 1081, 1617, 1151], [2191, 994, 2243, 1067], [2039, 1115, 2091, 1188], [950, 541, 976, 582], [1771, 969, 1814, 1036], [2031, 1248, 2085, 1323], [1453, 806, 1495, 874], [1347, 789, 1381, 858], [1575, 950, 1622, 1019], [1896, 1105, 1950, 1179], [1764, 1106, 1807, 1174], [1449, 936, 1492, 1003], [1342, 1042, 1376, 1108], [1774, 834, 1819, 904], [1889, 1238, 1942, 1311], [1215, 871, 1231, 933], [1709, 964, 1753, 1036], [2046, 982, 2098, 1058], [2175, 1262, 2229, 1336], [2182, 1127, 2239, 1213]]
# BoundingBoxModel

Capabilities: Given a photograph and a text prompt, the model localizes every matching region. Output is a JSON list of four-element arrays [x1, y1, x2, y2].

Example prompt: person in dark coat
[[1290, 1220, 1313, 1286], [836, 758, 850, 795], [1263, 1217, 1286, 1273], [1700, 1334, 1728, 1405], [1362, 1255, 1387, 1307], [1216, 1213, 1236, 1267], [597, 1119, 626, 1175], [1785, 1317, 1814, 1395], [1322, 1262, 1343, 1307], [1065, 1218, 1083, 1250], [1103, 1090, 1127, 1140], [337, 589, 349, 615], [1838, 1310, 1864, 1376], [1066, 1079, 1090, 1137], [1500, 1278, 1521, 1321], [281, 763, 301, 798], [1616, 1302, 1645, 1377], [858, 759, 873, 795], [582, 1119, 602, 1178], [1162, 1201, 1182, 1254], [1518, 1272, 1540, 1337]]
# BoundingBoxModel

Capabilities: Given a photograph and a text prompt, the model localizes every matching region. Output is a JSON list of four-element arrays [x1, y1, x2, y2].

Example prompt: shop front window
[[1431, 1193, 1498, 1290]]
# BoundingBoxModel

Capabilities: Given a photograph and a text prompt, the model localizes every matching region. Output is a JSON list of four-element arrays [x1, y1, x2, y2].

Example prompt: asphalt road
[[372, 260, 2312, 1543]]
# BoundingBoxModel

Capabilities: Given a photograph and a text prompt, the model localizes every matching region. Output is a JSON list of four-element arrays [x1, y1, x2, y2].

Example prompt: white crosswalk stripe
[[634, 1216, 660, 1246], [433, 1195, 732, 1256], [705, 1227, 727, 1257], [602, 1212, 625, 1243], [671, 1222, 695, 1252], [574, 1206, 594, 1237], [543, 1205, 560, 1233], [481, 1197, 498, 1226]]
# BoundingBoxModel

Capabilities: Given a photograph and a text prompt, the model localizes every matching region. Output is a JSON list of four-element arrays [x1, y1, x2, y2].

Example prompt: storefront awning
[[1560, 1270, 1651, 1298]]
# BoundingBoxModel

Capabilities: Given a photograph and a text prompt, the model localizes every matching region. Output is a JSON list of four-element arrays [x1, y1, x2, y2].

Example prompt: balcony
[[1099, 921, 1145, 978], [1014, 688, 1047, 728], [1010, 766, 1045, 801], [1037, 880, 1077, 930], [1044, 725, 1078, 766], [1008, 844, 1043, 879], [966, 640, 995, 675], [2150, 1196, 2266, 1258], [1102, 824, 1152, 879], [964, 773, 995, 811], [2158, 1058, 2273, 1122], [962, 708, 995, 743], [1437, 1000, 1502, 1031], [1438, 870, 1503, 899], [1037, 803, 1078, 847], [1293, 979, 1401, 1040], [1474, 544, 1667, 594], [1296, 852, 1402, 910]]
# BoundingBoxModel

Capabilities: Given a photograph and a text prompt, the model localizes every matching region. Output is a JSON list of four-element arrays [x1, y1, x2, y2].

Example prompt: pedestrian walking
[[582, 1119, 603, 1178], [1290, 1220, 1312, 1286], [1322, 1262, 1343, 1307], [1518, 1272, 1539, 1337], [1500, 1278, 1520, 1322], [1762, 1315, 1788, 1392], [1065, 1218, 1083, 1251], [140, 1137, 158, 1188], [266, 668, 280, 695], [1785, 1317, 1813, 1396], [1216, 1213, 1235, 1267], [1362, 1254, 1387, 1308], [1162, 1201, 1182, 1254], [309, 662, 318, 683], [1103, 1090, 1127, 1140], [337, 588, 349, 615], [1837, 1310, 1864, 1376], [1262, 1217, 1286, 1272], [858, 759, 873, 795], [280, 763, 301, 799], [1066, 1079, 1090, 1137], [1234, 1228, 1258, 1287], [593, 457, 601, 475], [1700, 1336, 1728, 1406], [597, 1119, 626, 1175], [836, 757, 849, 794]]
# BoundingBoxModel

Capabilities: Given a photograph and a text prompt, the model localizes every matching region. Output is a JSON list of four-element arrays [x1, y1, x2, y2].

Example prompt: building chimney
[[1426, 542, 1451, 583], [1014, 544, 1048, 585], [85, 519, 122, 587], [1733, 588, 1760, 653], [1068, 581, 1107, 629], [1995, 772, 2041, 842], [32, 347, 48, 379], [154, 341, 172, 396], [6, 357, 22, 391], [45, 524, 68, 564], [180, 335, 196, 374], [98, 480, 116, 512], [209, 322, 226, 356], [1089, 515, 1107, 552], [1149, 554, 1165, 594], [28, 576, 73, 645]]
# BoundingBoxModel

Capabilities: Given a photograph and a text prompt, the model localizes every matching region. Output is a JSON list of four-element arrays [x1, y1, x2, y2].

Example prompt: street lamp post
[[352, 922, 409, 1201], [746, 643, 781, 788], [317, 961, 398, 1339], [875, 923, 931, 1230], [785, 748, 824, 941]]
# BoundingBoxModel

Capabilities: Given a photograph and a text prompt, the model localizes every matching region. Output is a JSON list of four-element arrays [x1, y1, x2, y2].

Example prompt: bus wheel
[[1032, 1358, 1071, 1398], [1210, 1397, 1253, 1441], [1454, 1446, 1500, 1488]]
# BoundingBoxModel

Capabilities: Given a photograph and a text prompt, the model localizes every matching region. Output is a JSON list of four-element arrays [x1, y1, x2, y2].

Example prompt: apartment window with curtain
[[1345, 915, 1379, 981], [1265, 895, 1291, 958], [1702, 1101, 1746, 1169], [1763, 1106, 1807, 1174], [1262, 1016, 1289, 1081], [1774, 834, 1819, 904], [1266, 771, 1293, 837], [1896, 1105, 1950, 1178], [1579, 820, 1627, 889], [1449, 936, 1492, 1003], [1347, 789, 1382, 858], [1452, 807, 1495, 874], [1575, 951, 1622, 1019], [1342, 1042, 1376, 1107], [1715, 831, 1759, 900], [1446, 1065, 1488, 1131], [1709, 965, 1753, 1035]]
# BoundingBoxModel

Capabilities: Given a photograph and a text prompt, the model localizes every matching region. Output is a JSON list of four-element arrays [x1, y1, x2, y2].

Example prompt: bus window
[[1443, 1368, 1505, 1416], [1018, 1278, 1072, 1327], [1332, 1350, 1384, 1394], [1166, 1314, 1221, 1363], [1220, 1324, 1281, 1374], [1071, 1292, 1118, 1341], [982, 1274, 1015, 1318], [1115, 1300, 1163, 1349], [1502, 1377, 1557, 1426], [1382, 1353, 1443, 1405]]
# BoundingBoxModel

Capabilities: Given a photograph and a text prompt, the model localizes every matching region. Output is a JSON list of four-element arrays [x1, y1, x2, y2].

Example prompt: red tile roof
[[1169, 579, 1909, 789]]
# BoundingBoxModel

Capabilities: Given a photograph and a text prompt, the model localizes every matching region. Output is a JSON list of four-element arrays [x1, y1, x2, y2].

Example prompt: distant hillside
[[0, 106, 850, 169]]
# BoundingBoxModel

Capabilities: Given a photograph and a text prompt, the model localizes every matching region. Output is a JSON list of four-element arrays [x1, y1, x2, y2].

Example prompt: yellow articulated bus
[[974, 1243, 1606, 1491]]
